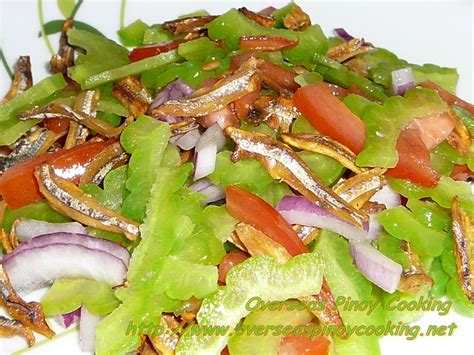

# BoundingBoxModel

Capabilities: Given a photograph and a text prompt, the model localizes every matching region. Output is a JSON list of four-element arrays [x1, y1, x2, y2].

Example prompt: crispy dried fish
[[397, 242, 433, 295], [0, 229, 13, 254], [238, 7, 276, 28], [162, 16, 216, 35], [282, 6, 311, 31], [332, 168, 387, 209], [35, 163, 140, 240], [225, 127, 368, 228], [447, 110, 472, 156], [1, 56, 32, 103], [148, 314, 183, 355], [50, 18, 75, 74], [169, 118, 200, 137], [152, 57, 261, 118], [0, 316, 35, 347], [0, 265, 54, 339], [282, 133, 368, 174], [293, 224, 320, 245], [112, 76, 153, 118], [80, 142, 128, 185], [249, 96, 299, 133], [451, 196, 474, 302], [64, 121, 89, 149], [326, 38, 373, 63]]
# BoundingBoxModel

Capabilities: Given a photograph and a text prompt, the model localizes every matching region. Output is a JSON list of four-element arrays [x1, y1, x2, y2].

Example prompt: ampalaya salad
[[0, 2, 473, 355]]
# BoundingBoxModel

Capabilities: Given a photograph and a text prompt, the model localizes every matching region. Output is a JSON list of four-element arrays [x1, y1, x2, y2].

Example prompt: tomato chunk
[[386, 128, 440, 187], [420, 81, 474, 116], [128, 40, 186, 62], [240, 35, 298, 52], [0, 140, 114, 209], [218, 251, 249, 283], [293, 83, 366, 153], [225, 186, 307, 256], [42, 118, 70, 133], [408, 111, 454, 150], [451, 164, 473, 181], [279, 333, 330, 355]]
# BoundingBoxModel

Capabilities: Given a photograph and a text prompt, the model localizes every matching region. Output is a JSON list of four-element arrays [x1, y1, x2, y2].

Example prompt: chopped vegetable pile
[[0, 2, 473, 355]]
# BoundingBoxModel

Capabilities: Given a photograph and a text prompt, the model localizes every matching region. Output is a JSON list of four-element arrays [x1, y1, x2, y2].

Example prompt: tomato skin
[[451, 164, 472, 181], [293, 83, 366, 153], [278, 333, 330, 355], [232, 89, 260, 119], [420, 81, 474, 116], [225, 186, 307, 256], [386, 128, 440, 187], [42, 118, 70, 133], [0, 140, 114, 210], [128, 40, 186, 62], [218, 251, 249, 283], [408, 112, 454, 150], [240, 35, 298, 52]]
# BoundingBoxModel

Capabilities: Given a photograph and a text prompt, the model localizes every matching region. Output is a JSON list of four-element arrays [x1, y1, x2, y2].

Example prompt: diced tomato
[[420, 81, 474, 116], [225, 186, 307, 256], [42, 118, 70, 133], [408, 111, 454, 150], [232, 89, 260, 119], [197, 107, 237, 129], [231, 54, 299, 92], [386, 128, 440, 187], [451, 164, 473, 181], [128, 40, 186, 62], [240, 35, 298, 52], [0, 140, 114, 210], [218, 251, 249, 283], [323, 83, 350, 97], [278, 333, 330, 355], [293, 83, 367, 153]]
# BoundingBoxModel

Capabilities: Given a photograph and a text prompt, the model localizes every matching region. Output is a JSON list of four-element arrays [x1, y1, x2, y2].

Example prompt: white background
[[0, 0, 473, 354]]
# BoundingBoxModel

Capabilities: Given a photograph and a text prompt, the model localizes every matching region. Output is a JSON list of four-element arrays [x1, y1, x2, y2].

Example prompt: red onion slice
[[194, 123, 226, 180], [3, 244, 127, 294], [10, 232, 130, 265], [149, 79, 194, 122], [190, 178, 225, 205], [349, 241, 402, 293], [171, 129, 202, 150], [334, 28, 355, 42], [391, 68, 416, 95], [80, 306, 102, 353], [15, 219, 87, 242], [276, 195, 368, 241], [55, 308, 81, 328], [370, 185, 401, 210]]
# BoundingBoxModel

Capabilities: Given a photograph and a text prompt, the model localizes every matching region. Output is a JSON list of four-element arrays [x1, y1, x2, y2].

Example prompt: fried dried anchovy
[[74, 90, 100, 117], [19, 102, 129, 138], [148, 314, 183, 355], [235, 223, 292, 264], [225, 127, 368, 228], [227, 231, 248, 252], [0, 128, 65, 176], [80, 142, 128, 185], [35, 164, 140, 240], [0, 316, 35, 347], [282, 133, 368, 174], [64, 121, 89, 149], [345, 57, 371, 77], [50, 18, 75, 74], [332, 168, 387, 209], [249, 96, 299, 133], [152, 57, 262, 118], [137, 337, 159, 355], [451, 196, 474, 302], [292, 224, 320, 245], [162, 16, 216, 35], [238, 7, 276, 28], [326, 38, 373, 63], [446, 110, 472, 156], [1, 56, 32, 103], [7, 222, 20, 249], [0, 265, 54, 339], [0, 228, 13, 254], [360, 201, 386, 214], [282, 6, 311, 31], [397, 242, 433, 295], [112, 76, 153, 118], [169, 119, 200, 137]]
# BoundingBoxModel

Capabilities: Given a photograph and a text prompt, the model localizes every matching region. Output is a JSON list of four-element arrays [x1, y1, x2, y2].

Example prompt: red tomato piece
[[420, 81, 474, 116], [293, 83, 367, 153], [128, 40, 186, 62], [240, 35, 298, 52], [0, 140, 114, 209], [386, 128, 440, 187], [218, 251, 249, 284], [408, 111, 454, 150], [225, 186, 307, 256], [232, 89, 260, 119], [279, 333, 330, 355], [42, 118, 70, 133], [451, 164, 473, 181]]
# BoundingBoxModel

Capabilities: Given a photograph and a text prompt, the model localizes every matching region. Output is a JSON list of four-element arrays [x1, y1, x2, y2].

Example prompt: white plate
[[0, 0, 472, 354]]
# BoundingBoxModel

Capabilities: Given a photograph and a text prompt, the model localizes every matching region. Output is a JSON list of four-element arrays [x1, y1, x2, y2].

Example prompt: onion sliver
[[14, 219, 86, 242], [3, 243, 127, 294], [190, 178, 225, 205], [80, 306, 101, 353], [9, 232, 130, 265], [194, 123, 225, 180], [349, 241, 402, 293], [277, 195, 368, 241], [370, 185, 401, 210], [391, 68, 416, 96], [55, 308, 81, 329], [173, 129, 201, 150]]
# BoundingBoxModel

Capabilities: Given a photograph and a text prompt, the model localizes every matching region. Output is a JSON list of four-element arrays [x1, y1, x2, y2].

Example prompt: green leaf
[[38, 20, 104, 37], [57, 0, 76, 18]]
